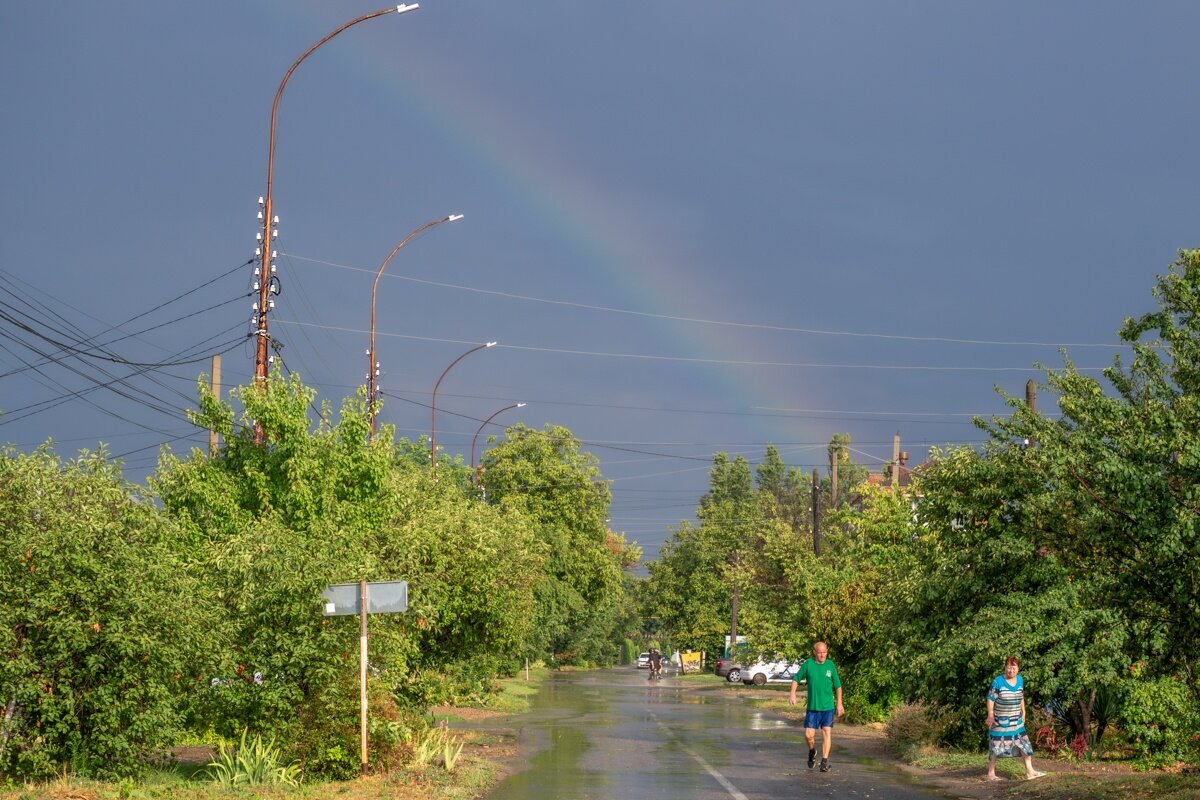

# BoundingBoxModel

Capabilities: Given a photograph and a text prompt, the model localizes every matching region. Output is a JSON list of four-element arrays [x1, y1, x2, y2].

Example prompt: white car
[[636, 652, 651, 669], [742, 657, 804, 686]]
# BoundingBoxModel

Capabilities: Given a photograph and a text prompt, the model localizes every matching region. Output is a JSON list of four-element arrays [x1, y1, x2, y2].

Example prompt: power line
[[281, 251, 1128, 349], [274, 318, 1108, 373]]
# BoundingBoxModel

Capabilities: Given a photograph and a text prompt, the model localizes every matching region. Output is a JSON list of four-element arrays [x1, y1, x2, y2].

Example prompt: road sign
[[321, 580, 407, 616], [319, 579, 409, 775]]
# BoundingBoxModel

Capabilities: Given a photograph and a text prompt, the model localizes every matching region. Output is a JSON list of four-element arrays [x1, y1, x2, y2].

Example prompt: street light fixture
[[429, 341, 497, 470], [253, 4, 420, 385], [368, 213, 464, 438], [470, 402, 526, 478]]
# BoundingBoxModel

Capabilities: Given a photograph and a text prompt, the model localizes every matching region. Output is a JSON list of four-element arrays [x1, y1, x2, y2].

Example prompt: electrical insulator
[[253, 281, 261, 291], [272, 229, 279, 237], [255, 247, 261, 257], [365, 348, 371, 355], [252, 302, 259, 311], [257, 211, 263, 220], [270, 264, 277, 274], [256, 232, 262, 240], [375, 362, 380, 369], [268, 299, 275, 309], [254, 266, 261, 276], [374, 368, 380, 376], [273, 215, 279, 224], [258, 196, 264, 206], [268, 355, 275, 364], [271, 250, 277, 258]]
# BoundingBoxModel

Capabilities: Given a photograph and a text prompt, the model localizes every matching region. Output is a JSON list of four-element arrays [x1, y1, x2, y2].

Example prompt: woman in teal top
[[985, 657, 1044, 781]]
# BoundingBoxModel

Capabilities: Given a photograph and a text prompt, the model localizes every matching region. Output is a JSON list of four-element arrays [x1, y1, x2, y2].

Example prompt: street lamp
[[470, 402, 526, 477], [430, 341, 497, 470], [253, 4, 420, 385], [368, 214, 463, 438]]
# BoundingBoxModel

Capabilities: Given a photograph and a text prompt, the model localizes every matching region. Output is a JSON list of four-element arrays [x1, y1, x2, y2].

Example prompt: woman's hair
[[1005, 656, 1020, 668]]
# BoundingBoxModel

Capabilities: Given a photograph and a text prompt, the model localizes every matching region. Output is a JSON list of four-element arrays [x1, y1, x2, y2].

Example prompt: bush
[[1119, 665, 1198, 765], [0, 449, 218, 779], [884, 703, 957, 752]]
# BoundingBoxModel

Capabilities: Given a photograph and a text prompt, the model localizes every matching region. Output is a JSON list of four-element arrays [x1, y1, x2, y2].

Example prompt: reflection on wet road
[[483, 669, 955, 799]]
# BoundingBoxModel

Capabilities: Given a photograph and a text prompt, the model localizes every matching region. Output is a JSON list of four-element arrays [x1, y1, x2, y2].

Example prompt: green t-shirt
[[793, 657, 842, 711]]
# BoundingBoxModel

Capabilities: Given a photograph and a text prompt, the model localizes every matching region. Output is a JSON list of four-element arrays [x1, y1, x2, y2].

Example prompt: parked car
[[636, 652, 651, 669], [715, 656, 745, 683], [742, 656, 805, 686]]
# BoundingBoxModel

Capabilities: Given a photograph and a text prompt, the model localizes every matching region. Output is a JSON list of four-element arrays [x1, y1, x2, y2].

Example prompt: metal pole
[[359, 580, 369, 775], [469, 402, 524, 477], [254, 5, 420, 387], [430, 341, 496, 470], [368, 214, 463, 439]]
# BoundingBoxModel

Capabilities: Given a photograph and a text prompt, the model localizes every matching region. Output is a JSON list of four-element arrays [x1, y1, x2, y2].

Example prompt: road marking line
[[652, 715, 749, 800]]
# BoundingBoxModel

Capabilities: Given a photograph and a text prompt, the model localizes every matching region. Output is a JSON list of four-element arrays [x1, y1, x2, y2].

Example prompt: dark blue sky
[[3, 1, 1198, 560]]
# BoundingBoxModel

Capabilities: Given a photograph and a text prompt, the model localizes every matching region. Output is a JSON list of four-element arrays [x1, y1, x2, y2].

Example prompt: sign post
[[322, 580, 408, 775]]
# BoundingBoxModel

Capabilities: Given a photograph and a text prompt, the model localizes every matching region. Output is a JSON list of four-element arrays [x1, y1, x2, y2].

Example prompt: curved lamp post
[[254, 4, 420, 384], [470, 402, 526, 478], [368, 213, 463, 438], [430, 341, 496, 470]]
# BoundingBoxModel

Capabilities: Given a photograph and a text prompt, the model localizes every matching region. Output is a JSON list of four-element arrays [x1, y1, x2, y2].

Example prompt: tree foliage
[[0, 448, 218, 779]]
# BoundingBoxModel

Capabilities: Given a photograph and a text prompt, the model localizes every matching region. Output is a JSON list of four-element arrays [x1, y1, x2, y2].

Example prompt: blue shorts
[[805, 709, 836, 729]]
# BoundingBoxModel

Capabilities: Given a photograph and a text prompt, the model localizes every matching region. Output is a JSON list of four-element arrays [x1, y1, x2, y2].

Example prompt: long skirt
[[988, 729, 1033, 758]]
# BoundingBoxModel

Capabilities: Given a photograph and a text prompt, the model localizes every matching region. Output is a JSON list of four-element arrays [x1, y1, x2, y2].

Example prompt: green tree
[[155, 372, 545, 769], [987, 250, 1200, 675], [900, 445, 1131, 744], [479, 424, 627, 663], [0, 447, 218, 779]]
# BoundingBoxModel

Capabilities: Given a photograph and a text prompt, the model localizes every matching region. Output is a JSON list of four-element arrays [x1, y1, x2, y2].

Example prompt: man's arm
[[835, 686, 844, 717], [789, 678, 799, 705]]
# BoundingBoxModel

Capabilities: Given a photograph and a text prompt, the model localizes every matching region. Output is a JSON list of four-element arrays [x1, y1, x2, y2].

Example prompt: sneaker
[[819, 758, 830, 772], [807, 749, 816, 768]]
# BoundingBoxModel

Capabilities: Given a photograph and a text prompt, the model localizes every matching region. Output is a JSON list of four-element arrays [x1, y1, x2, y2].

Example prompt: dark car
[[714, 656, 745, 683]]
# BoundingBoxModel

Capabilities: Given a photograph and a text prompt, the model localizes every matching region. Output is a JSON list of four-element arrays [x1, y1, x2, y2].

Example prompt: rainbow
[[255, 1, 809, 458]]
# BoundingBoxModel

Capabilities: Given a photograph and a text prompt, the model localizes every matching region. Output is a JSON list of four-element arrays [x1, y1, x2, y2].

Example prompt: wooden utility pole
[[1026, 379, 1037, 412], [729, 581, 739, 649], [830, 448, 839, 508], [891, 433, 901, 484], [208, 354, 222, 457], [811, 468, 821, 556]]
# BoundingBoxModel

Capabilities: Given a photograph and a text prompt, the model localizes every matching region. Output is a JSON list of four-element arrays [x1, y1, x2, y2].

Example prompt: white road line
[[652, 714, 749, 800]]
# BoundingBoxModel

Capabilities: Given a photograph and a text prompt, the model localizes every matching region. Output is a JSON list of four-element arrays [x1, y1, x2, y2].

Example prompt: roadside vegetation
[[0, 373, 634, 791], [643, 251, 1200, 781]]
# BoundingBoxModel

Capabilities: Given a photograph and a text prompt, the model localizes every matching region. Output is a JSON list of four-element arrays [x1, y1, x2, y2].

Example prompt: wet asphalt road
[[482, 669, 957, 800]]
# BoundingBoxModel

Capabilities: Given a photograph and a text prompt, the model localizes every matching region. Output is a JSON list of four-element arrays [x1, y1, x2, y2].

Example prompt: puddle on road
[[486, 724, 599, 799], [745, 711, 791, 731]]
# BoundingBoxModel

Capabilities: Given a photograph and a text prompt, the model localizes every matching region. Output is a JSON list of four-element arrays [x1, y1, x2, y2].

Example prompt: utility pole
[[729, 581, 739, 653], [1024, 379, 1038, 450], [830, 447, 839, 508], [251, 5, 421, 387], [811, 468, 821, 556], [209, 354, 222, 457], [891, 432, 901, 484]]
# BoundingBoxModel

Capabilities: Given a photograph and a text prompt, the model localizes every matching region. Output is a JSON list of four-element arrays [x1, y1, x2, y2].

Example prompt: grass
[[1018, 771, 1200, 800], [477, 667, 547, 715], [893, 743, 1200, 799], [0, 669, 549, 800]]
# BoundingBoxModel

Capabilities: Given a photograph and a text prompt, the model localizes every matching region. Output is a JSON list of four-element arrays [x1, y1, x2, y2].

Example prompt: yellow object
[[680, 651, 702, 673]]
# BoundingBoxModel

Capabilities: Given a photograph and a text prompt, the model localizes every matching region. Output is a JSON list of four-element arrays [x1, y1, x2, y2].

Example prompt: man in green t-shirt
[[788, 641, 844, 772]]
